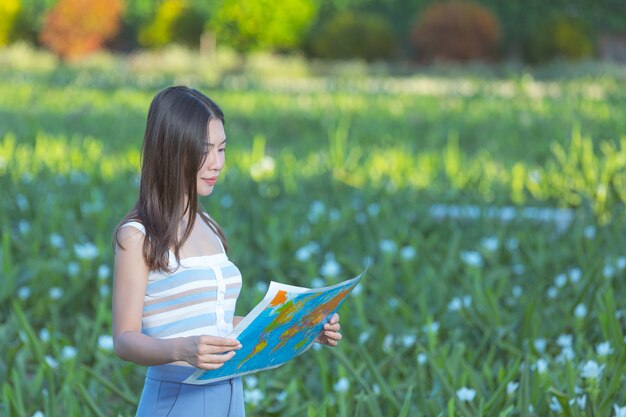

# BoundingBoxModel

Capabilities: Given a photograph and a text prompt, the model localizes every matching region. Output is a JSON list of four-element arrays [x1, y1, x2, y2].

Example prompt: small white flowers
[[583, 225, 596, 239], [614, 405, 626, 417], [18, 286, 31, 300], [382, 334, 394, 353], [549, 396, 563, 413], [506, 381, 519, 395], [417, 352, 427, 365], [422, 322, 440, 334], [533, 338, 547, 353], [97, 264, 111, 280], [574, 303, 587, 318], [74, 242, 98, 260], [580, 360, 605, 379], [379, 239, 397, 253], [596, 341, 614, 356], [49, 287, 63, 300], [481, 236, 499, 252], [456, 387, 476, 402], [61, 346, 77, 360], [460, 251, 483, 267], [98, 335, 114, 351], [569, 395, 586, 410], [400, 246, 416, 260], [535, 358, 548, 374], [32, 411, 44, 417], [320, 253, 341, 277], [245, 388, 264, 406], [554, 273, 567, 288], [50, 233, 65, 248], [245, 376, 258, 388], [295, 242, 320, 262], [448, 295, 472, 311], [44, 355, 59, 369], [333, 377, 350, 393], [557, 334, 573, 348], [255, 281, 268, 293]]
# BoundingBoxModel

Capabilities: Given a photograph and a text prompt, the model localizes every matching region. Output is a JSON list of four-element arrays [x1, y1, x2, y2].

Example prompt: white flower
[[97, 264, 111, 280], [557, 334, 573, 348], [220, 194, 233, 208], [50, 233, 65, 248], [400, 246, 416, 260], [67, 262, 80, 276], [574, 303, 587, 318], [547, 287, 558, 298], [295, 242, 320, 262], [19, 220, 30, 234], [422, 322, 440, 333], [460, 251, 483, 267], [549, 396, 563, 413], [355, 212, 367, 224], [512, 285, 522, 298], [616, 257, 626, 270], [32, 411, 44, 417], [99, 285, 110, 296], [568, 267, 582, 283], [333, 377, 350, 393], [250, 156, 275, 180], [382, 334, 394, 353], [596, 341, 614, 356], [481, 236, 499, 252], [372, 384, 381, 395], [417, 353, 427, 365], [45, 355, 58, 369], [351, 284, 363, 296], [320, 253, 341, 277], [583, 225, 596, 239], [536, 358, 548, 374], [379, 239, 397, 253], [49, 287, 63, 300], [556, 346, 575, 363], [16, 194, 28, 210], [614, 405, 626, 417], [569, 395, 586, 410], [534, 338, 547, 353], [98, 335, 114, 351], [401, 334, 416, 348], [512, 263, 525, 275], [506, 238, 519, 251], [245, 388, 263, 406], [245, 376, 258, 388], [276, 390, 287, 403], [17, 286, 31, 300], [39, 328, 50, 343], [311, 277, 325, 288], [462, 295, 472, 307], [358, 331, 370, 344], [367, 203, 380, 216], [61, 346, 77, 360], [74, 242, 98, 260], [448, 297, 462, 311], [456, 387, 476, 402], [604, 264, 615, 279], [308, 200, 326, 222], [580, 360, 605, 379], [256, 281, 268, 293], [506, 381, 519, 395], [554, 273, 567, 288]]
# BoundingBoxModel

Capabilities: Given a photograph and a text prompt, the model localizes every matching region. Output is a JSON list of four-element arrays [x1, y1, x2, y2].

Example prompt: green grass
[[2, 44, 626, 416]]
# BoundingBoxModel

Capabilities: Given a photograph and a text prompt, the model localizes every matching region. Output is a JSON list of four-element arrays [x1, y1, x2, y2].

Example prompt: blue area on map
[[196, 280, 355, 381]]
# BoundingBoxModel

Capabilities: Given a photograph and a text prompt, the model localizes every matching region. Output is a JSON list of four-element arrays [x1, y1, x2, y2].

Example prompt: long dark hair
[[115, 86, 228, 272]]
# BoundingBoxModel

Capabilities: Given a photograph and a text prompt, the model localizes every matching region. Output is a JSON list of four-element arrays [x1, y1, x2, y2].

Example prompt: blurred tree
[[139, 0, 186, 47], [39, 0, 124, 59], [523, 14, 593, 63], [207, 0, 317, 52], [411, 1, 500, 62], [11, 0, 56, 44], [310, 11, 395, 61], [0, 0, 21, 46]]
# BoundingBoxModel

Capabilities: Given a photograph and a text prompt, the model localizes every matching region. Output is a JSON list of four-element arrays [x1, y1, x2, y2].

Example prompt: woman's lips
[[204, 177, 217, 185]]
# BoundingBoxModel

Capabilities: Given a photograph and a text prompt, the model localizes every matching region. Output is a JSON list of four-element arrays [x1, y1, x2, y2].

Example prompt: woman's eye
[[219, 148, 226, 153]]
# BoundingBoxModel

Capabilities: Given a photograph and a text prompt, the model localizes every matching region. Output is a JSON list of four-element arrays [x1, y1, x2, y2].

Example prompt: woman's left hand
[[315, 313, 342, 346]]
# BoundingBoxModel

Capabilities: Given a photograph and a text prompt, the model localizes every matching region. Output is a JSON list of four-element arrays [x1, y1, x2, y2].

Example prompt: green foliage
[[309, 11, 395, 61], [2, 51, 626, 415], [138, 0, 188, 48], [523, 14, 593, 64], [207, 0, 317, 52]]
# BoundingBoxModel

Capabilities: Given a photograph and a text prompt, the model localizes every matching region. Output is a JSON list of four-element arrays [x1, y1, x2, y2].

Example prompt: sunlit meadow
[[2, 45, 626, 416]]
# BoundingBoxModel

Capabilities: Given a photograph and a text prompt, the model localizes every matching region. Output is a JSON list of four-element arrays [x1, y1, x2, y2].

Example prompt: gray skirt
[[135, 364, 246, 417]]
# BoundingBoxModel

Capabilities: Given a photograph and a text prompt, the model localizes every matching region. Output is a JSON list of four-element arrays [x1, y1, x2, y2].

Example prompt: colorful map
[[184, 271, 365, 384]]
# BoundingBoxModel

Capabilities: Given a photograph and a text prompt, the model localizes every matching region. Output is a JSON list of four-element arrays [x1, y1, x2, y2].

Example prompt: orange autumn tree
[[39, 0, 124, 59]]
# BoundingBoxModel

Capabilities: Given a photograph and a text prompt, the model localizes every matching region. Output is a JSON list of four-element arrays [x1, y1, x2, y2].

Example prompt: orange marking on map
[[269, 290, 287, 307]]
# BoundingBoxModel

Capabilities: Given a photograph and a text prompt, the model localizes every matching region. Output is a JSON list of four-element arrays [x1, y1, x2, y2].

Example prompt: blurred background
[[2, 1, 626, 416]]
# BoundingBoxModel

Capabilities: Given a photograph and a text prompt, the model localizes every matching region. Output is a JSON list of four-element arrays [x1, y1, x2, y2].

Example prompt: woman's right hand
[[180, 335, 242, 370]]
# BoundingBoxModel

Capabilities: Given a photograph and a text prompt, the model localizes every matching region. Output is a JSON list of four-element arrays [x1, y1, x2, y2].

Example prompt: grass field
[[2, 45, 626, 416]]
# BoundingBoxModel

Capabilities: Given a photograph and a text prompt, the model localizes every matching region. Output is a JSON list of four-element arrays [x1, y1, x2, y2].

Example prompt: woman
[[112, 86, 342, 416]]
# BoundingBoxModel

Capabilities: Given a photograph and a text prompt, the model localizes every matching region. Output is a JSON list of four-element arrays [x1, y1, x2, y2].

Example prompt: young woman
[[112, 86, 342, 416]]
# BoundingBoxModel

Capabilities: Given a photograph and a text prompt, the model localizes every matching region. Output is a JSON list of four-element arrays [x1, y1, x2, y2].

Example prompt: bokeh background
[[2, 1, 626, 416]]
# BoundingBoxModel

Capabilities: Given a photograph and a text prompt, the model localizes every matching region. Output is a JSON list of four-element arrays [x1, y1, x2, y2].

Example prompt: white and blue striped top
[[121, 222, 242, 340]]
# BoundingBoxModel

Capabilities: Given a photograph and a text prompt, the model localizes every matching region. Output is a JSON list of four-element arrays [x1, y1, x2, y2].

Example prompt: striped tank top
[[121, 222, 242, 339]]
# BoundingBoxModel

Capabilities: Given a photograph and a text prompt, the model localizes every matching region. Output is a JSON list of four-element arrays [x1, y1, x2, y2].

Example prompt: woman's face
[[196, 118, 226, 196]]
